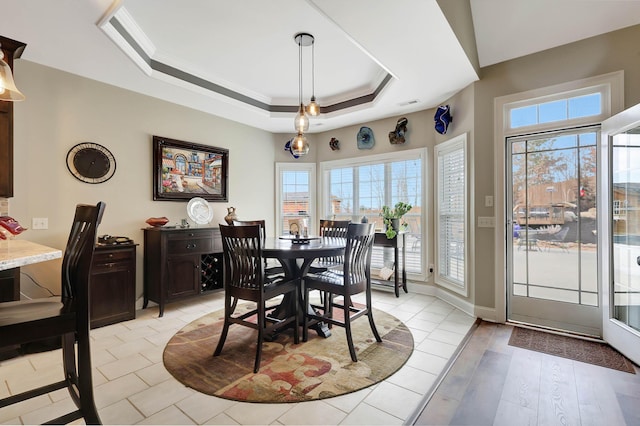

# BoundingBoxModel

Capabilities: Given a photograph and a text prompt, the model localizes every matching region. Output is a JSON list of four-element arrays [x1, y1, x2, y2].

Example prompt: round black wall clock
[[66, 142, 116, 184]]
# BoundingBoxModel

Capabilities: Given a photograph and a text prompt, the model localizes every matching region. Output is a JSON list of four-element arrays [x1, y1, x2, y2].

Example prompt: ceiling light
[[306, 39, 320, 117], [292, 32, 319, 156], [0, 44, 25, 101]]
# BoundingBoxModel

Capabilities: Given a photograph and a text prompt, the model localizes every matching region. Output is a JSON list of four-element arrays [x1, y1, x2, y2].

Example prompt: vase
[[224, 207, 238, 225]]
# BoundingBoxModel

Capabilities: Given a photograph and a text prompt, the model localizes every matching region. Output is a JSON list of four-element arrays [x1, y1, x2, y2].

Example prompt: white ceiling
[[2, 0, 640, 134]]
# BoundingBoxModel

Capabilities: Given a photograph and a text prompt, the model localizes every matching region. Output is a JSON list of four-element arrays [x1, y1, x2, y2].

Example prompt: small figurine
[[389, 117, 408, 144], [434, 105, 452, 135]]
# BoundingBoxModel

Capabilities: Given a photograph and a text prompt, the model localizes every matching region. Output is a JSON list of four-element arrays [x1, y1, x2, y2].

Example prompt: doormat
[[163, 304, 413, 403], [508, 326, 636, 374]]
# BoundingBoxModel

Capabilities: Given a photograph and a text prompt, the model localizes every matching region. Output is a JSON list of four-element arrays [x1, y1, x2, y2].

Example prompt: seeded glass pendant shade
[[307, 96, 320, 116], [0, 49, 24, 101], [291, 132, 309, 156], [294, 103, 309, 133]]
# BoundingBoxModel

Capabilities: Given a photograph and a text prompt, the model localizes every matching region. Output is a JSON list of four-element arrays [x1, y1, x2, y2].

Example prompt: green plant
[[380, 202, 412, 239]]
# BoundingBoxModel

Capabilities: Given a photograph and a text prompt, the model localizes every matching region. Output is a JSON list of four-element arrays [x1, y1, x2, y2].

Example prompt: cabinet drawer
[[167, 237, 213, 254], [94, 249, 134, 264]]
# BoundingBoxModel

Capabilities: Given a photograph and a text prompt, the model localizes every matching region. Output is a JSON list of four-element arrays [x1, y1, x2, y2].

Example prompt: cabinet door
[[91, 265, 135, 328], [166, 255, 200, 299]]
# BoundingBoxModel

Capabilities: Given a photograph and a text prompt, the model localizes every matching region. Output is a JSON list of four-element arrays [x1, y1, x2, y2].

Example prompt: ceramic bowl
[[146, 217, 169, 227]]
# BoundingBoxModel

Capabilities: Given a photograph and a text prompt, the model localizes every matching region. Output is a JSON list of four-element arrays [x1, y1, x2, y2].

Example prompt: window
[[435, 133, 468, 296], [275, 163, 316, 237], [320, 149, 426, 278]]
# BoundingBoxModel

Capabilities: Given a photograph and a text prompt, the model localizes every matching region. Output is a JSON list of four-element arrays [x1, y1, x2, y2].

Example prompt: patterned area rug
[[508, 326, 636, 374], [163, 304, 413, 403]]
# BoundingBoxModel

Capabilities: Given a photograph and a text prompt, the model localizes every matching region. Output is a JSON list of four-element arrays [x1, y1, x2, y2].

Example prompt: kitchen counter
[[0, 239, 62, 271]]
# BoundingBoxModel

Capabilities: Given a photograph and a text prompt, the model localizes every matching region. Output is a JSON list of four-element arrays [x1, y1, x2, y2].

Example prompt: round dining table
[[262, 236, 345, 338]]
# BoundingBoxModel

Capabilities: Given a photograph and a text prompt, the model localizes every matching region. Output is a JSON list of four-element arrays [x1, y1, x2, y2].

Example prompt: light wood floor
[[412, 321, 640, 426]]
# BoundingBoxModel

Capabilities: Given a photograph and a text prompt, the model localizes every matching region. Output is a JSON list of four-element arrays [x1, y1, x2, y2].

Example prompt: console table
[[371, 232, 407, 297], [143, 227, 223, 317]]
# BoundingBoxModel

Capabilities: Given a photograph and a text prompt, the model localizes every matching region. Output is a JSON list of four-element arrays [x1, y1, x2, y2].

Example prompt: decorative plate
[[357, 127, 375, 149], [187, 197, 214, 225]]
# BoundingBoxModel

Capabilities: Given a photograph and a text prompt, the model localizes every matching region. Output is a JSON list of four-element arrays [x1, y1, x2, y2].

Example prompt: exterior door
[[506, 127, 601, 336], [601, 104, 640, 365]]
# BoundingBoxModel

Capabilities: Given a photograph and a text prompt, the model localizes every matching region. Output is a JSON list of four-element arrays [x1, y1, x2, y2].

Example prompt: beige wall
[[12, 61, 280, 302], [10, 22, 640, 317], [472, 24, 640, 311]]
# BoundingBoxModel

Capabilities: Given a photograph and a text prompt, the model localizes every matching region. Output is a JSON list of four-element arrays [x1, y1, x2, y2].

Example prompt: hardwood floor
[[411, 321, 640, 426]]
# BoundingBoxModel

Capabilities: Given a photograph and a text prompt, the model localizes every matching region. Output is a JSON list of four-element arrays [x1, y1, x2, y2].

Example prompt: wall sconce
[[0, 44, 25, 102]]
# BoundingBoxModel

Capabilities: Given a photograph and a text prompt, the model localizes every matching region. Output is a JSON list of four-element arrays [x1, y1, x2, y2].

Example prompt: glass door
[[507, 128, 601, 336], [601, 104, 640, 365]]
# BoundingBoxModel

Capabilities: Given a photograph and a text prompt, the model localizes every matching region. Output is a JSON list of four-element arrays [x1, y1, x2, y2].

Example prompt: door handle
[[637, 256, 640, 266]]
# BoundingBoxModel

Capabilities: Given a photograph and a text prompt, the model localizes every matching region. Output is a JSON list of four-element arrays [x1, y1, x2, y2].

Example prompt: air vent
[[398, 99, 420, 107]]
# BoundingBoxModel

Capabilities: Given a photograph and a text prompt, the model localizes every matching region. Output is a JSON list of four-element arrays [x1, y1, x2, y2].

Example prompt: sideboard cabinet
[[143, 227, 223, 317], [90, 243, 137, 328]]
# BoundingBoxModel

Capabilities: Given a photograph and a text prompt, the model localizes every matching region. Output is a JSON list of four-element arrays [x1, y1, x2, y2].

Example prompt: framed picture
[[153, 135, 229, 202]]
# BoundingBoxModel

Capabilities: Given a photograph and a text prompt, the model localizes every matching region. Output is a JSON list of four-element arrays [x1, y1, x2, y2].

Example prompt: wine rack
[[201, 253, 223, 291]]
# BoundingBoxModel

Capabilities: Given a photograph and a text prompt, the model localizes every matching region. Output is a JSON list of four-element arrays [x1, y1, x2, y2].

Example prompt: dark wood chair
[[232, 219, 283, 277], [303, 222, 381, 362], [0, 202, 106, 425], [310, 219, 350, 273], [215, 224, 299, 373]]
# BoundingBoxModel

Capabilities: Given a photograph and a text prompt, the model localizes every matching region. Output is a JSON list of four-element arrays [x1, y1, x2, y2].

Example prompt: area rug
[[508, 326, 635, 374], [163, 304, 413, 403]]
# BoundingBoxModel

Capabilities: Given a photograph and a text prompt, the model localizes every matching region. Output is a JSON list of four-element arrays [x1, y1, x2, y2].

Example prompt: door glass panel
[[510, 130, 598, 305], [611, 129, 640, 332]]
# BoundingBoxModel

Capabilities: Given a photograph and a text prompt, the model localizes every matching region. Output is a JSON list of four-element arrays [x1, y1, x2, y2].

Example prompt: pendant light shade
[[306, 40, 320, 116], [0, 49, 24, 102], [307, 96, 320, 116], [294, 103, 309, 133], [291, 132, 309, 156]]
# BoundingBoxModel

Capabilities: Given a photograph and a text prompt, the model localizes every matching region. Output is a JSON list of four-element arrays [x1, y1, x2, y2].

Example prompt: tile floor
[[0, 288, 475, 425]]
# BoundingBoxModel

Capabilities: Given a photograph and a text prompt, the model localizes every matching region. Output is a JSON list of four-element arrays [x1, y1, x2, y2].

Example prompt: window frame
[[434, 133, 469, 296], [275, 162, 316, 237], [319, 148, 428, 280]]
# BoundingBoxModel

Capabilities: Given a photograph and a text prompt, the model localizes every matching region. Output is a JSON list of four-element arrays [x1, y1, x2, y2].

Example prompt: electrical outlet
[[477, 216, 495, 228], [32, 217, 48, 230]]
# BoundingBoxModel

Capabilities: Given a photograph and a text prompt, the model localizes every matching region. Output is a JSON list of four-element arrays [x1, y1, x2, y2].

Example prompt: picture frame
[[153, 135, 229, 202]]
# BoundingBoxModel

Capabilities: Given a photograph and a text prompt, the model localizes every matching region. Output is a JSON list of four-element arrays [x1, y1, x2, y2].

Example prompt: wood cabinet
[[372, 232, 407, 297], [0, 36, 27, 198], [143, 227, 223, 317], [90, 244, 137, 328]]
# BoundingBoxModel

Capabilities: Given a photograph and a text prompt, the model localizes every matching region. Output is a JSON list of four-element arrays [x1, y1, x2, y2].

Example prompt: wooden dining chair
[[232, 219, 283, 277], [303, 222, 381, 362], [310, 219, 350, 273], [0, 202, 106, 425], [215, 224, 299, 373]]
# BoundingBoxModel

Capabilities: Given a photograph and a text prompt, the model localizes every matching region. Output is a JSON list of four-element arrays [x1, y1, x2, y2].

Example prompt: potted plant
[[380, 201, 412, 239]]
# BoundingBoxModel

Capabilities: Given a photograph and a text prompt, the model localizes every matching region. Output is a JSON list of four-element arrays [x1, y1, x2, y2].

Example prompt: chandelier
[[291, 32, 320, 156]]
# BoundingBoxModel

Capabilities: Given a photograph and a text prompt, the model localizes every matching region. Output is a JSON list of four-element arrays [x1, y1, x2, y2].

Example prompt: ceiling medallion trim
[[100, 12, 393, 116]]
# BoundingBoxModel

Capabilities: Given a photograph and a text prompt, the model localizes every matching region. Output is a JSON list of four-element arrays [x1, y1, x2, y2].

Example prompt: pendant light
[[0, 44, 25, 101], [292, 33, 314, 156], [306, 39, 320, 116]]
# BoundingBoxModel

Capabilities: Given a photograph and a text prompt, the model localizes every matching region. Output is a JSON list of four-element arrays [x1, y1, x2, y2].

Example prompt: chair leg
[[255, 302, 265, 373], [366, 285, 382, 342], [303, 285, 309, 342], [73, 333, 101, 424], [213, 319, 230, 356], [293, 285, 300, 344], [343, 302, 357, 362]]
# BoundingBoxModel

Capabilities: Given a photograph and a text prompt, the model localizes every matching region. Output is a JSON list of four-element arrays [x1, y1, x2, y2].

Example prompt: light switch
[[485, 195, 494, 207]]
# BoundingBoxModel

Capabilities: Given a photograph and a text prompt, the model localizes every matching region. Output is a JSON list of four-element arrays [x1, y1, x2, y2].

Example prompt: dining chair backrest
[[343, 222, 376, 292], [317, 219, 350, 266], [232, 219, 266, 242], [220, 224, 265, 292]]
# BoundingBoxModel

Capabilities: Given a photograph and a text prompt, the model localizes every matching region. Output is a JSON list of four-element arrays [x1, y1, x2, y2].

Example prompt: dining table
[[262, 235, 346, 338]]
